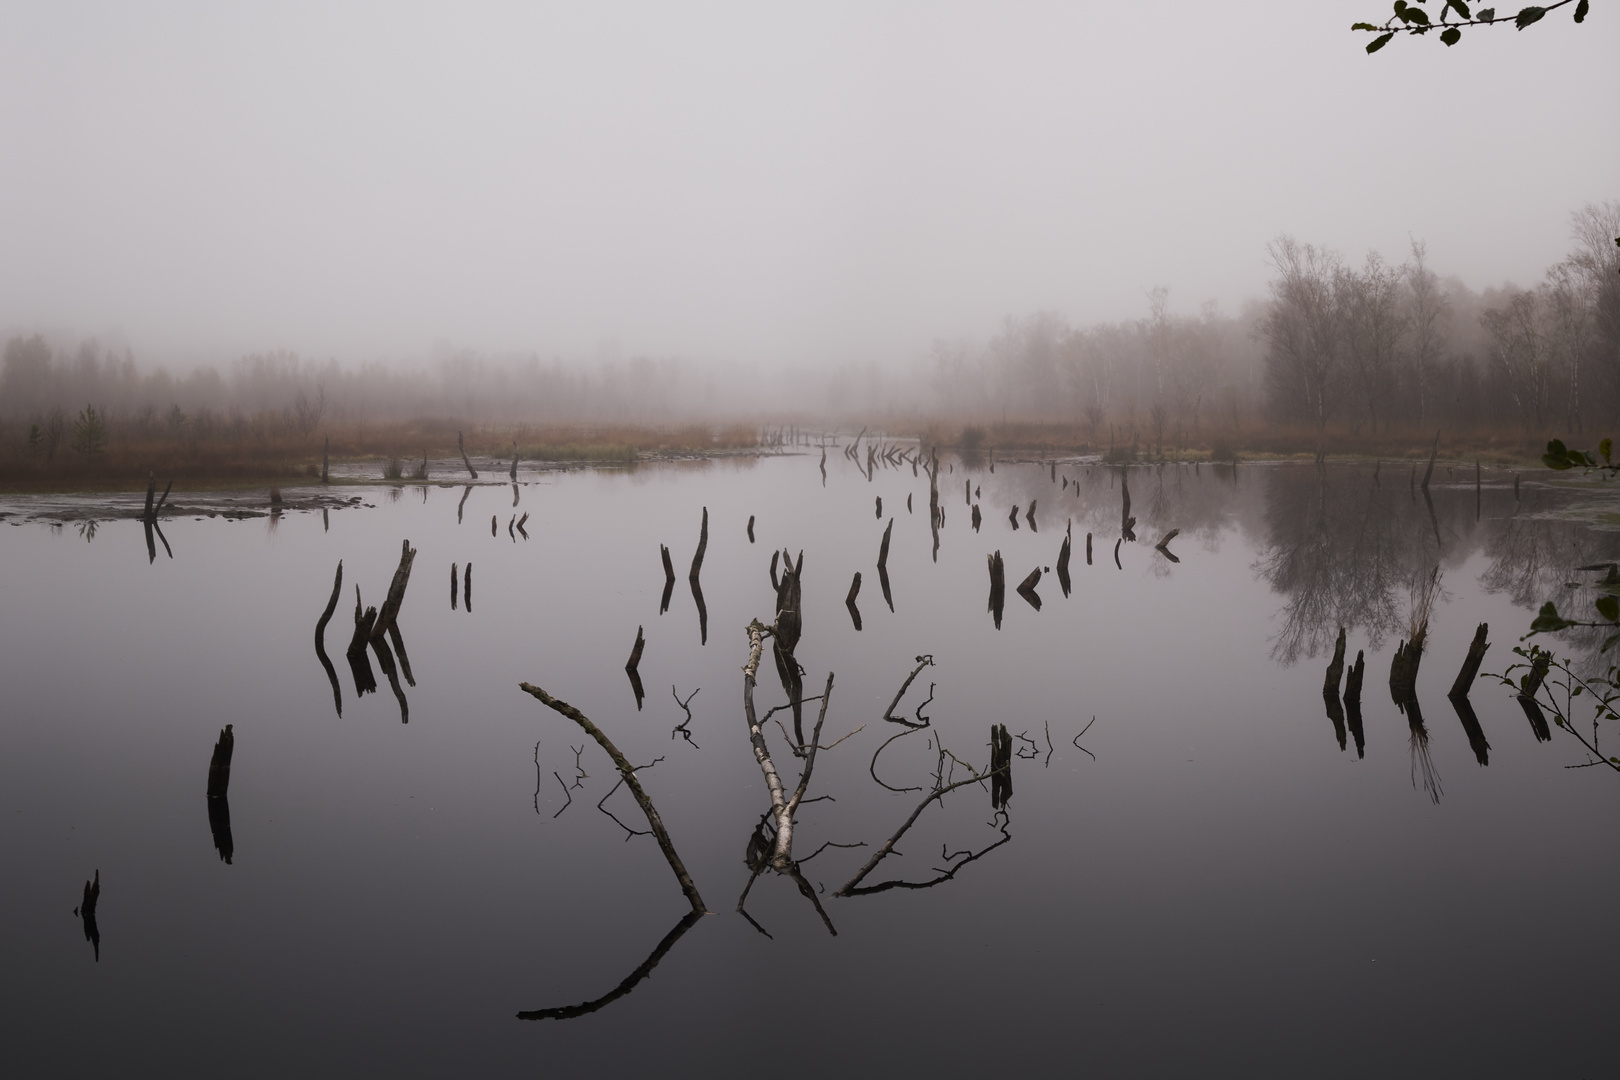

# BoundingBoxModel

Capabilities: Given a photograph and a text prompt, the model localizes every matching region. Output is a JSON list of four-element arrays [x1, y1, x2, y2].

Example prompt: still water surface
[[4, 454, 1618, 1076]]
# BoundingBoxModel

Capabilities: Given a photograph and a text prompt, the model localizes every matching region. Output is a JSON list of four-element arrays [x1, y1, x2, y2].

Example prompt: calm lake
[[4, 451, 1618, 1077]]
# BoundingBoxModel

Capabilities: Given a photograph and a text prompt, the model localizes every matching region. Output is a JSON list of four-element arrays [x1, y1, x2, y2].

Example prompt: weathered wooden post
[[459, 430, 478, 479]]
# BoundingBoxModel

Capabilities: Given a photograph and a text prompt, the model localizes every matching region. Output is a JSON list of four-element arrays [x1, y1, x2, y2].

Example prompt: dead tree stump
[[1449, 623, 1490, 699]]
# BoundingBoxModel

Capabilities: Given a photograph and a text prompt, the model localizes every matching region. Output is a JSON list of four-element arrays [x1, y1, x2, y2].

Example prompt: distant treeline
[[926, 201, 1620, 449], [1, 201, 1615, 460]]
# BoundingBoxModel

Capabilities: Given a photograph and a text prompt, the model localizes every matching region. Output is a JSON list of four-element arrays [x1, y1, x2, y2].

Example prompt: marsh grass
[[0, 417, 760, 493]]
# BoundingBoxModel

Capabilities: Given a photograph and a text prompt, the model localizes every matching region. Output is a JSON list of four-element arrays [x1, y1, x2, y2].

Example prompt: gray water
[[4, 454, 1618, 1077]]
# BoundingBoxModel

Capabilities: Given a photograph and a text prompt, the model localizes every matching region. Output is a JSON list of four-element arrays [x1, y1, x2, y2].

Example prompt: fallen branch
[[520, 682, 707, 913]]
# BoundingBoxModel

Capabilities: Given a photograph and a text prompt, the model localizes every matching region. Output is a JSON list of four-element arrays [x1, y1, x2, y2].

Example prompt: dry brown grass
[[0, 418, 761, 493]]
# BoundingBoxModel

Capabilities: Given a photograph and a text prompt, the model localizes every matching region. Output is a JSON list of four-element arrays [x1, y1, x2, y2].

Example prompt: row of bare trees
[[1260, 202, 1620, 442]]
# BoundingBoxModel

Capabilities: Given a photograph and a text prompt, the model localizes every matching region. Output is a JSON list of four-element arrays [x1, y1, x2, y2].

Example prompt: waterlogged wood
[[1449, 622, 1490, 700], [205, 724, 234, 799], [1344, 650, 1366, 706], [1086, 532, 1093, 564], [463, 563, 472, 613], [1421, 430, 1439, 491], [520, 682, 707, 914], [877, 518, 893, 569], [315, 561, 343, 647], [348, 587, 379, 658], [458, 430, 478, 479], [369, 540, 417, 642], [1324, 627, 1347, 696], [971, 504, 982, 531], [625, 625, 645, 673], [688, 507, 708, 582], [747, 515, 755, 543], [516, 910, 704, 1021], [1388, 635, 1424, 702]]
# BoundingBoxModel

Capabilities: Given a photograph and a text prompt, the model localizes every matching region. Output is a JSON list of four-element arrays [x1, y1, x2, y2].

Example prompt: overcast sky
[[0, 1, 1615, 370]]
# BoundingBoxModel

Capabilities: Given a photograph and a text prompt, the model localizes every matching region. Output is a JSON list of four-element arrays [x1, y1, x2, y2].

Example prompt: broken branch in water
[[516, 909, 704, 1022], [836, 743, 1008, 897], [883, 654, 936, 728], [520, 681, 707, 914], [671, 685, 701, 748]]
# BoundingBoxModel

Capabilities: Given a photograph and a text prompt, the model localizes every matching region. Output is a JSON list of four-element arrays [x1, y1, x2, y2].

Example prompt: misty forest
[[3, 4, 1619, 1078]]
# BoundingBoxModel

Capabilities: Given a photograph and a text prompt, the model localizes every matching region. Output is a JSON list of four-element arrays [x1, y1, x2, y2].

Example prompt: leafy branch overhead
[[1354, 0, 1591, 52]]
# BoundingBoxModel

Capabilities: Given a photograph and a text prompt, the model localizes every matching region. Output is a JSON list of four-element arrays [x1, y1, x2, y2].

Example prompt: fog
[[2, 1, 1615, 377]]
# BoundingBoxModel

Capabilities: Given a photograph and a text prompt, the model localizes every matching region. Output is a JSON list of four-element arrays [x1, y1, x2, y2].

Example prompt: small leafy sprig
[[1354, 0, 1591, 53], [1542, 437, 1620, 475], [1497, 644, 1620, 771]]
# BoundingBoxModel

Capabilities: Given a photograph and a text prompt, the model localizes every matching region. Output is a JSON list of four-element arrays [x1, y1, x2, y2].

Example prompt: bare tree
[[1403, 239, 1447, 431], [1258, 236, 1345, 457]]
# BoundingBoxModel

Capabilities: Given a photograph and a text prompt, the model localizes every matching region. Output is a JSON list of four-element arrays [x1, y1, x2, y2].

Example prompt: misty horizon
[[3, 2, 1616, 371]]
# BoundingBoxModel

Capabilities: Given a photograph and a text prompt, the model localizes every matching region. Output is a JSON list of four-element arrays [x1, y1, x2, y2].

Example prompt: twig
[[571, 744, 588, 788], [883, 654, 936, 728], [670, 685, 701, 748], [552, 772, 572, 818], [520, 682, 707, 914], [1072, 715, 1097, 761]]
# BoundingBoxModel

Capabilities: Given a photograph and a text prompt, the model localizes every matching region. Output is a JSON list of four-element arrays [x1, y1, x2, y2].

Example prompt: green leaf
[[1601, 437, 1612, 464], [1575, 0, 1589, 22], [1352, 21, 1382, 29], [1367, 31, 1396, 51], [1442, 26, 1462, 43], [1407, 7, 1432, 23], [1478, 7, 1496, 18], [1529, 601, 1575, 635], [1394, 0, 1408, 12], [1449, 0, 1473, 16], [1516, 5, 1546, 29], [1602, 631, 1620, 653], [1597, 595, 1619, 623]]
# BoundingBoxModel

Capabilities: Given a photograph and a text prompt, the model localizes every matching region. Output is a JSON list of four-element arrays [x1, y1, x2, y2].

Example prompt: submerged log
[[516, 512, 529, 538], [661, 543, 676, 584], [458, 430, 478, 479], [463, 562, 472, 613], [971, 504, 982, 532], [1025, 499, 1037, 530], [846, 571, 862, 606], [877, 518, 893, 569], [1448, 622, 1490, 700], [688, 507, 708, 582], [875, 496, 882, 519], [206, 724, 234, 799], [747, 515, 755, 543], [520, 682, 707, 913], [1086, 532, 1093, 564], [1008, 504, 1020, 530], [451, 563, 459, 609]]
